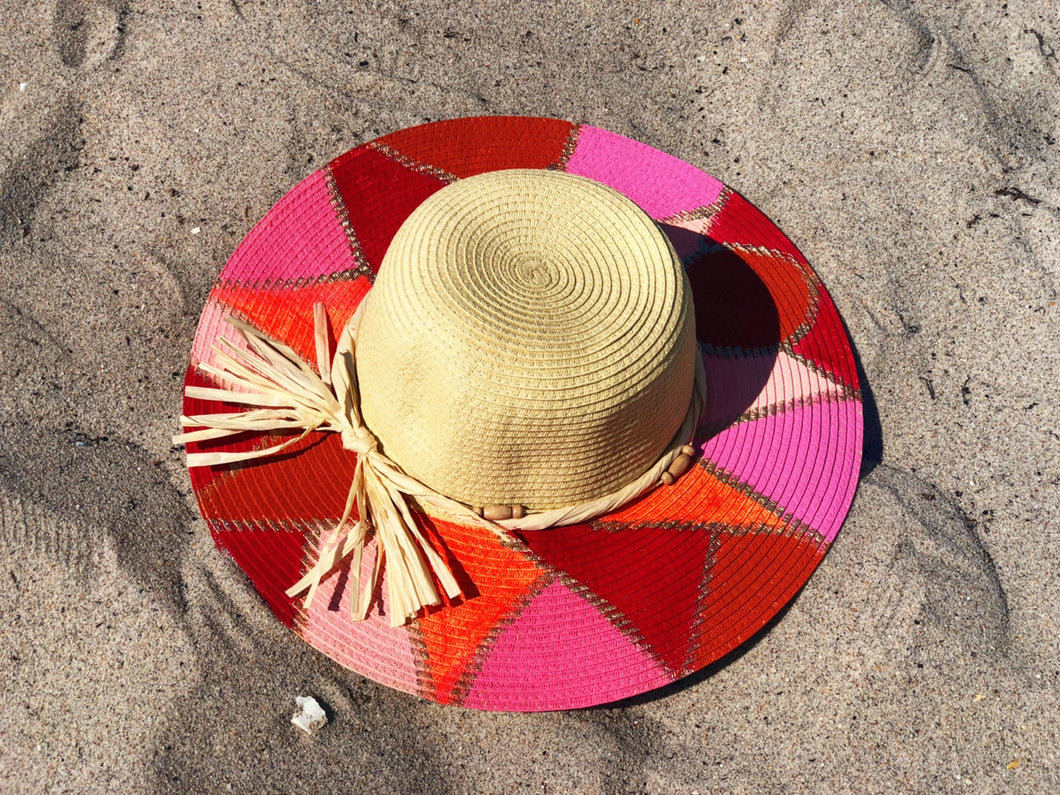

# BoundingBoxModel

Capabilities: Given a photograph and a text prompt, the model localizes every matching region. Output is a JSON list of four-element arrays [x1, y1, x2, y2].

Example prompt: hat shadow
[[659, 223, 781, 434], [661, 222, 883, 474], [849, 332, 883, 477]]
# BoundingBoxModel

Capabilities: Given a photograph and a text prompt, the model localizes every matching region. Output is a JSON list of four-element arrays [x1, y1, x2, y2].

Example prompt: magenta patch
[[701, 399, 863, 541], [221, 170, 355, 286], [565, 126, 724, 220], [463, 580, 670, 711]]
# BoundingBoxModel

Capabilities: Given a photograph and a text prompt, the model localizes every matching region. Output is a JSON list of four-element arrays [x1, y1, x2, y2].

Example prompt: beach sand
[[1, 1, 1057, 791]]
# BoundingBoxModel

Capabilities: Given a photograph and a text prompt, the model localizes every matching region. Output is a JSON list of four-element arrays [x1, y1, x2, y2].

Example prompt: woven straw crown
[[356, 169, 697, 511]]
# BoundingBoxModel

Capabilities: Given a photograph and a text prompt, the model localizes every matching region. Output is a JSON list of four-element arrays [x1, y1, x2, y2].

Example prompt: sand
[[1, 1, 1057, 792]]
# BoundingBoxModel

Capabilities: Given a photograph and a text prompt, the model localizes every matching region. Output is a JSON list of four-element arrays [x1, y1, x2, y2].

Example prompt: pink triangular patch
[[565, 126, 724, 220], [220, 170, 356, 286], [463, 580, 671, 711], [701, 399, 863, 541], [190, 298, 255, 377]]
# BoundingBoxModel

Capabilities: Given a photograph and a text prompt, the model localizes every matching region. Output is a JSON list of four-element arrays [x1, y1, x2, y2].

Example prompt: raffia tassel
[[172, 303, 470, 626], [283, 454, 462, 626]]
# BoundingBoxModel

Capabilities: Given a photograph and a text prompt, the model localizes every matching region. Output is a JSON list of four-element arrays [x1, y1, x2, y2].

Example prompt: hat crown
[[355, 169, 696, 510]]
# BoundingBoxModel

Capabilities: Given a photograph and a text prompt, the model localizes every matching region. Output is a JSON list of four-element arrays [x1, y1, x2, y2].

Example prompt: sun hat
[[175, 116, 863, 711]]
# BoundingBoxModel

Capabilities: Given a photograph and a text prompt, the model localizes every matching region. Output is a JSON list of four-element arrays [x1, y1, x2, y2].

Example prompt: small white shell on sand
[[291, 696, 327, 734]]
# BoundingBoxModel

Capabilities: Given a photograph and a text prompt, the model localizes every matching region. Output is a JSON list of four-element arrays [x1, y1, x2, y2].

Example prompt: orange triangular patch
[[604, 462, 787, 531], [729, 247, 816, 342], [413, 518, 545, 704], [210, 277, 371, 364]]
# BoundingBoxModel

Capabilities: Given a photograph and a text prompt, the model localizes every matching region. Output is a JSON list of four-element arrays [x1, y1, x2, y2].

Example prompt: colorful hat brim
[[182, 116, 863, 711]]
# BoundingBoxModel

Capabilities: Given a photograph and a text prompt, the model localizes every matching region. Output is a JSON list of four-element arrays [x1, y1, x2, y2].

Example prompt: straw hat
[[176, 116, 863, 711]]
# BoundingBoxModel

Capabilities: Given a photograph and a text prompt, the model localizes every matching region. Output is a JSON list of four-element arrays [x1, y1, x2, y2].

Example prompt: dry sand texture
[[1, 1, 1058, 792]]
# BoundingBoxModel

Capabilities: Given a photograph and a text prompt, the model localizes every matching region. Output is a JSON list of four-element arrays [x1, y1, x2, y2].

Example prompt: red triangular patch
[[183, 365, 232, 494], [687, 530, 825, 671], [517, 523, 717, 674], [327, 146, 448, 274], [706, 190, 808, 264], [791, 285, 860, 389], [213, 522, 311, 628], [376, 116, 576, 178]]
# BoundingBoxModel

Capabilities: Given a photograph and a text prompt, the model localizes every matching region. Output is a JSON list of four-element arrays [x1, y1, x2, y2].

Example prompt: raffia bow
[[173, 304, 493, 626]]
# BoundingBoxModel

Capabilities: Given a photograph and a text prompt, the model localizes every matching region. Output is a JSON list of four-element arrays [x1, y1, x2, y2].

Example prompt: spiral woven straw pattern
[[356, 169, 696, 510], [181, 116, 864, 711]]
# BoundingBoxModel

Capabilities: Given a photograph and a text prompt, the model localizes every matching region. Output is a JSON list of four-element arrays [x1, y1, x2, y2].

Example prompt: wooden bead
[[681, 444, 696, 457], [471, 506, 483, 517], [483, 504, 514, 521], [512, 504, 526, 519], [667, 453, 693, 478], [660, 471, 676, 486]]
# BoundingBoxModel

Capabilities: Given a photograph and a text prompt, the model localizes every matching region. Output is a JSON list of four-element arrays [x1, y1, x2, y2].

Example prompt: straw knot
[[340, 426, 377, 455]]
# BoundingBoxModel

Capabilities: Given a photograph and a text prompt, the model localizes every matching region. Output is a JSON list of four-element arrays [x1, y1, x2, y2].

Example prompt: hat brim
[[182, 116, 863, 711]]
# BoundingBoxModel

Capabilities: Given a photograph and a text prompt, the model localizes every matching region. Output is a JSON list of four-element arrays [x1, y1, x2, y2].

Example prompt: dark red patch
[[328, 146, 449, 274], [791, 286, 860, 389], [376, 116, 575, 178], [706, 190, 808, 264], [183, 365, 259, 494], [517, 523, 716, 675], [213, 522, 309, 627]]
